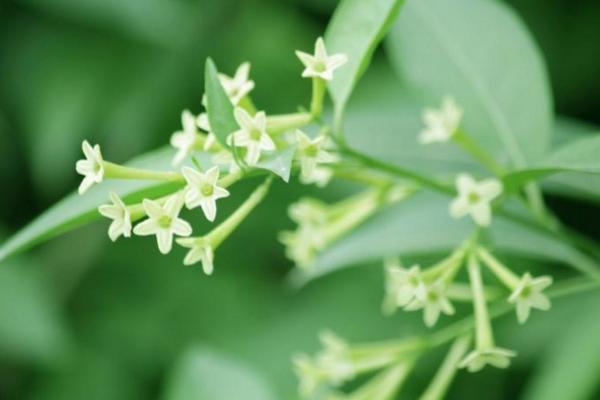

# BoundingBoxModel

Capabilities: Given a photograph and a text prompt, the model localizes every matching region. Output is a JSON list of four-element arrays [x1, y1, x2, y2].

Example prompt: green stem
[[207, 176, 271, 247], [103, 162, 183, 182], [310, 77, 326, 117], [453, 130, 505, 176], [341, 145, 600, 276], [339, 145, 454, 195], [349, 361, 414, 400], [323, 190, 381, 243], [467, 253, 494, 350], [477, 247, 520, 289], [266, 112, 313, 136], [419, 335, 471, 400]]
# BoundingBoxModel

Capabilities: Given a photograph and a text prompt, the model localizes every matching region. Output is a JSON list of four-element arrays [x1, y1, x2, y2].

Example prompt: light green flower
[[509, 272, 552, 324], [98, 192, 132, 241], [450, 173, 502, 227], [459, 346, 516, 373], [75, 140, 104, 194], [218, 62, 255, 105], [133, 192, 192, 254], [229, 107, 275, 165], [295, 37, 348, 81], [419, 96, 462, 144], [182, 166, 230, 222], [170, 109, 198, 166]]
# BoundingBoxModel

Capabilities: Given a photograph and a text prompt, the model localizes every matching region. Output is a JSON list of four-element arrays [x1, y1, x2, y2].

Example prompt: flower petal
[[156, 230, 173, 254], [133, 219, 159, 236]]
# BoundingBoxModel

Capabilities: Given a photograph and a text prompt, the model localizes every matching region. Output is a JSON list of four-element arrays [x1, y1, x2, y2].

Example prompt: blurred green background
[[0, 0, 599, 399]]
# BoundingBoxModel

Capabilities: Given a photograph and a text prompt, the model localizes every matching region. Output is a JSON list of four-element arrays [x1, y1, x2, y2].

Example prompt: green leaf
[[295, 192, 599, 284], [522, 294, 600, 400], [542, 119, 600, 203], [343, 64, 479, 177], [205, 58, 238, 148], [0, 147, 182, 263], [163, 347, 275, 400], [387, 0, 552, 168], [325, 0, 404, 123], [256, 146, 296, 183], [503, 134, 600, 191]]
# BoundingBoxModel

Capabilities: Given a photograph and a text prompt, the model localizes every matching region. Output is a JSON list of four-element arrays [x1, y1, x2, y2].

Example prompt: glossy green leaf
[[503, 134, 600, 191], [205, 58, 238, 148], [343, 64, 479, 177], [523, 294, 600, 400], [325, 0, 404, 123], [0, 147, 182, 263], [387, 0, 552, 168], [295, 192, 599, 284], [163, 347, 275, 400]]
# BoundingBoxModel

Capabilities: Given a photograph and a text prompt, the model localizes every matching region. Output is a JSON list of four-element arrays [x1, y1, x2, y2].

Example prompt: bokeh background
[[0, 0, 599, 399]]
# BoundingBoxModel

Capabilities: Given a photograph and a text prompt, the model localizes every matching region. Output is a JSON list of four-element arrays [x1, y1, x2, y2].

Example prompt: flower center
[[409, 275, 420, 286], [200, 183, 214, 197], [158, 215, 172, 228], [520, 285, 531, 298], [314, 60, 327, 73], [427, 291, 439, 302], [93, 162, 102, 174], [249, 128, 262, 141], [304, 144, 319, 158], [467, 191, 481, 204]]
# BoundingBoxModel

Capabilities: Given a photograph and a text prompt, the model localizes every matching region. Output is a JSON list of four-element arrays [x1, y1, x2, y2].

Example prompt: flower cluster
[[71, 32, 567, 400], [74, 37, 348, 275], [280, 186, 411, 271], [293, 330, 423, 398], [382, 244, 552, 372]]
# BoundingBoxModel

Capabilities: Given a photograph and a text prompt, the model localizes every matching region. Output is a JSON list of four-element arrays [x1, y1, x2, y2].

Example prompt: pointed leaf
[[205, 58, 238, 148], [255, 146, 296, 182], [325, 0, 404, 124], [387, 0, 552, 168], [503, 134, 600, 191]]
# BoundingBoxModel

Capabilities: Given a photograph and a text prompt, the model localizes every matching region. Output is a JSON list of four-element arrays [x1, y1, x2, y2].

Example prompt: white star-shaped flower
[[301, 165, 333, 187], [170, 109, 198, 166], [450, 174, 503, 227], [296, 130, 337, 182], [279, 226, 323, 269], [98, 192, 132, 241], [181, 166, 230, 222], [384, 261, 424, 313], [405, 282, 455, 327], [176, 237, 215, 275], [218, 62, 255, 105], [459, 347, 516, 373], [295, 37, 348, 81], [76, 140, 104, 195], [419, 96, 463, 144], [316, 331, 355, 385], [229, 107, 275, 165], [508, 272, 552, 324], [293, 354, 322, 397], [133, 192, 192, 254], [288, 198, 329, 227]]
